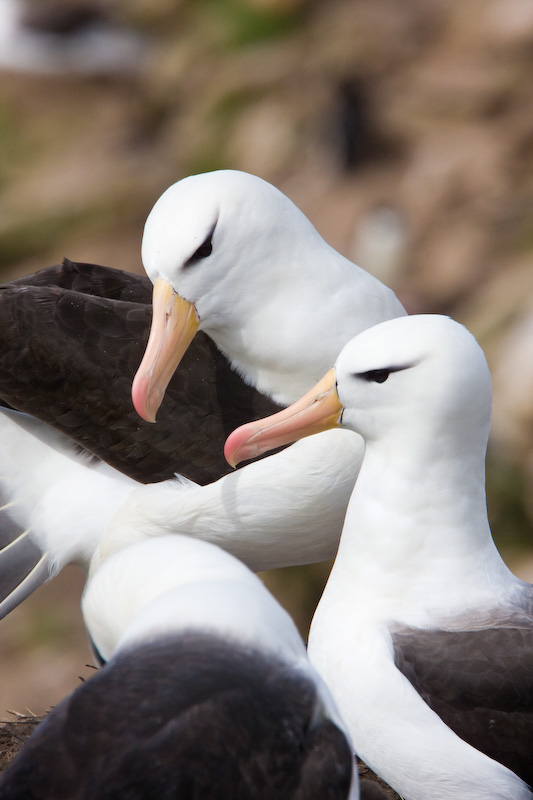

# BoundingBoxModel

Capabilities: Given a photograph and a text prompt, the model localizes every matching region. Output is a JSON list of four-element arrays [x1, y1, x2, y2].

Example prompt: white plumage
[[225, 315, 533, 800], [0, 408, 361, 617]]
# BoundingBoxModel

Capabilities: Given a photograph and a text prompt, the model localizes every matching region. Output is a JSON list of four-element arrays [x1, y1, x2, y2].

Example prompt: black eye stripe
[[195, 239, 213, 258], [184, 224, 216, 267], [355, 364, 412, 383], [360, 369, 391, 383]]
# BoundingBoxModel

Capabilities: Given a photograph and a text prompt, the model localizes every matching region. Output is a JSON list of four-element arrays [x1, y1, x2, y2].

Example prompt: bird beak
[[132, 278, 200, 422], [224, 368, 343, 467]]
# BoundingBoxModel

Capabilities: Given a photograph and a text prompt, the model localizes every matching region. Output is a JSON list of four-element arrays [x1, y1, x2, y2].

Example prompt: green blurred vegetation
[[193, 0, 304, 48]]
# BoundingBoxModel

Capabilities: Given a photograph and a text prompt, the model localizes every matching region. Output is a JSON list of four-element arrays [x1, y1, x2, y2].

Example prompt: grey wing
[[0, 480, 51, 619], [0, 407, 97, 620]]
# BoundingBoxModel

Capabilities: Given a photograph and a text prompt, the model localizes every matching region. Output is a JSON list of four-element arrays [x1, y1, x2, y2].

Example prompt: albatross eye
[[356, 364, 412, 383], [185, 231, 214, 266], [359, 369, 392, 384], [193, 238, 213, 259]]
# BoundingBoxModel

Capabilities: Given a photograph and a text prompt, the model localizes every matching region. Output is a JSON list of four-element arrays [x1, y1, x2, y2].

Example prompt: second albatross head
[[224, 314, 493, 467]]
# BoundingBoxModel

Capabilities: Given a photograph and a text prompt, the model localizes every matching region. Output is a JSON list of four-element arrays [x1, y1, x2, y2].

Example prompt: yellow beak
[[224, 368, 343, 467], [131, 278, 200, 422]]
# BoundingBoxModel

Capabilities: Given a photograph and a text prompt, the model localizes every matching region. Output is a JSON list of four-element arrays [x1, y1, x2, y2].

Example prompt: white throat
[[323, 433, 516, 628]]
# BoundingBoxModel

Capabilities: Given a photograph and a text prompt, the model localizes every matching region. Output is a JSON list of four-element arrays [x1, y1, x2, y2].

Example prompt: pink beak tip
[[131, 373, 157, 423], [224, 425, 254, 467]]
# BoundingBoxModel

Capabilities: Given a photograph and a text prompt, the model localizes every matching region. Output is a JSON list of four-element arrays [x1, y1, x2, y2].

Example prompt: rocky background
[[0, 0, 531, 788]]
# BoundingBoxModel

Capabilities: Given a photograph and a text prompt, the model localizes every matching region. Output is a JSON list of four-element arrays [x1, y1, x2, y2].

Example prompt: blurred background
[[0, 0, 532, 718]]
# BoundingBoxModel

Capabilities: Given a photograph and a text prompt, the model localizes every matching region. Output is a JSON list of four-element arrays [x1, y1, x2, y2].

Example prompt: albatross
[[0, 534, 358, 799], [0, 169, 405, 614], [224, 315, 533, 800], [126, 167, 404, 565]]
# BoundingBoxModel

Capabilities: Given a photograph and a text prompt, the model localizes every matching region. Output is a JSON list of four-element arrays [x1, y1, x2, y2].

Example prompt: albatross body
[[0, 535, 358, 799], [225, 315, 533, 800], [0, 406, 357, 617], [0, 170, 404, 613]]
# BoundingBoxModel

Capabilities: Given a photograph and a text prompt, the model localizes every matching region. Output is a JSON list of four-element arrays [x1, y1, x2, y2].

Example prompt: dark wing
[[393, 621, 533, 785], [5, 258, 153, 302], [0, 634, 354, 800], [0, 260, 282, 485]]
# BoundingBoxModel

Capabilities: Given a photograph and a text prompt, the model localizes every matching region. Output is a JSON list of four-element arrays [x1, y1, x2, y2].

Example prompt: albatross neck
[[205, 246, 406, 407], [327, 432, 513, 623]]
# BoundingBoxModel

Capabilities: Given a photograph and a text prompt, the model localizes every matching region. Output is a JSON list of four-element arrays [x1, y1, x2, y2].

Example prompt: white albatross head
[[224, 315, 492, 466], [133, 169, 406, 420]]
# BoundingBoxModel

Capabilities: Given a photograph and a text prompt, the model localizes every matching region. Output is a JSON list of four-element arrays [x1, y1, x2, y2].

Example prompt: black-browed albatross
[[0, 170, 405, 615], [0, 534, 358, 799], [225, 314, 533, 800]]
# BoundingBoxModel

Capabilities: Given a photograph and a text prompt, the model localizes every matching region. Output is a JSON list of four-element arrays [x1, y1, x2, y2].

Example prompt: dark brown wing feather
[[393, 618, 533, 785], [0, 260, 282, 484], [5, 258, 154, 302]]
